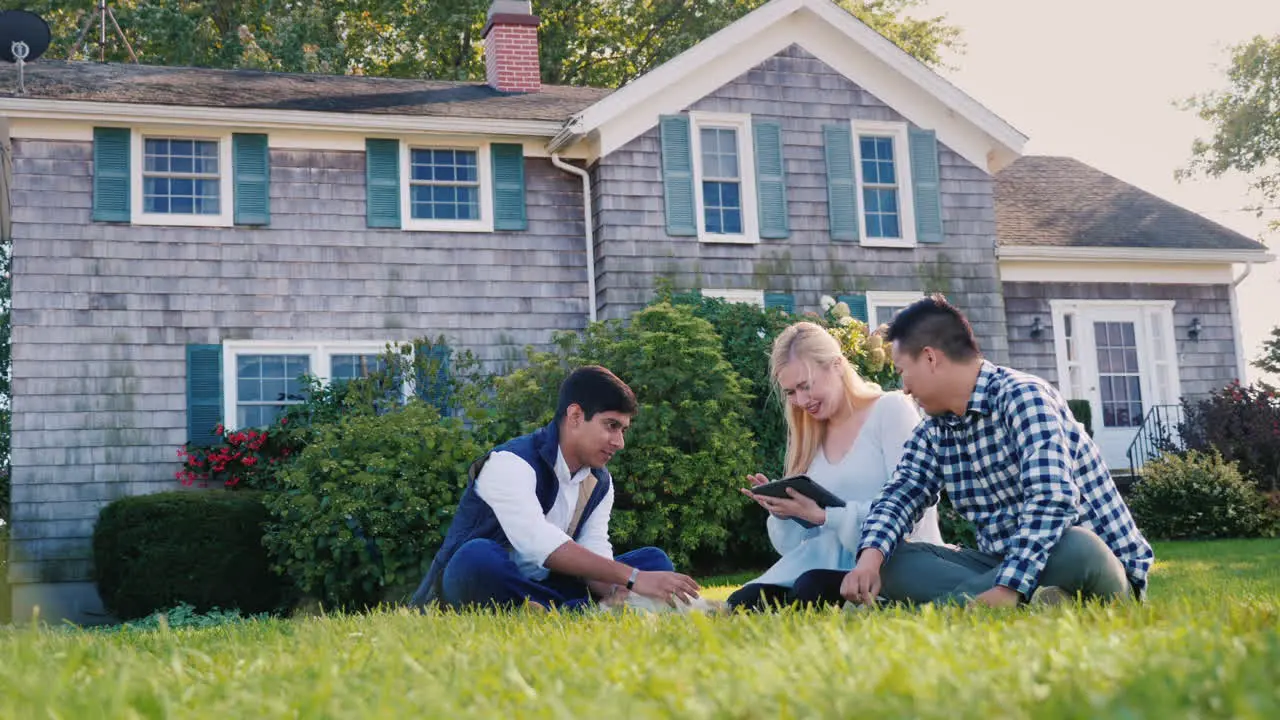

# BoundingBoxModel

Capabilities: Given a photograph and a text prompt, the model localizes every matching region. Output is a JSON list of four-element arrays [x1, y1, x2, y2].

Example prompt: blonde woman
[[728, 321, 944, 611]]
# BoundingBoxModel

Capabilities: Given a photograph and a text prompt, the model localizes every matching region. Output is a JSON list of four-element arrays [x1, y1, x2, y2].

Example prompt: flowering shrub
[[814, 294, 900, 389], [176, 421, 303, 491], [1177, 380, 1280, 492]]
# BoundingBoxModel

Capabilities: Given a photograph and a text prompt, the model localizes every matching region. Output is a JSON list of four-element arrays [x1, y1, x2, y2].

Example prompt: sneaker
[[1030, 586, 1072, 606]]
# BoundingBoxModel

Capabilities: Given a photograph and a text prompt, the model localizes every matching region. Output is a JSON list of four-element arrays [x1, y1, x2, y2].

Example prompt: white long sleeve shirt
[[473, 447, 615, 581]]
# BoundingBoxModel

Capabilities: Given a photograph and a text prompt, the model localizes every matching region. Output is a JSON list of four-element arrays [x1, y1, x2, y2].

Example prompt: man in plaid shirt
[[844, 296, 1154, 608]]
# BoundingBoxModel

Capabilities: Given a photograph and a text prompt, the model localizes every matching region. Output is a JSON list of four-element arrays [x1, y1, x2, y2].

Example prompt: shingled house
[[1, 0, 1271, 623]]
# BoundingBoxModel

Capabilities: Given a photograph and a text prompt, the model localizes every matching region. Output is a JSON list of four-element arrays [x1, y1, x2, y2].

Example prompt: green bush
[[261, 402, 484, 611], [1128, 451, 1277, 540], [1067, 400, 1093, 437], [937, 492, 977, 548], [483, 303, 758, 572], [91, 491, 292, 621]]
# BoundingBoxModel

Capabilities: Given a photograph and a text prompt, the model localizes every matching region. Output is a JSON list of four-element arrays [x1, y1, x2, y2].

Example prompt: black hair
[[885, 293, 982, 362], [555, 365, 637, 422]]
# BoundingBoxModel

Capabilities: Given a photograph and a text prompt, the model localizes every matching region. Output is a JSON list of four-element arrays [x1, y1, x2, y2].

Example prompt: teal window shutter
[[823, 124, 859, 242], [232, 133, 271, 226], [837, 294, 869, 324], [909, 127, 944, 244], [660, 114, 697, 237], [765, 292, 795, 314], [92, 127, 131, 223], [365, 138, 401, 229], [186, 344, 223, 446], [752, 119, 789, 239], [491, 143, 527, 231]]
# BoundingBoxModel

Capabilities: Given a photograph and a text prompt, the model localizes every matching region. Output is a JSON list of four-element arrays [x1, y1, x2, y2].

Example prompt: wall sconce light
[[1188, 318, 1202, 342], [1030, 317, 1045, 340]]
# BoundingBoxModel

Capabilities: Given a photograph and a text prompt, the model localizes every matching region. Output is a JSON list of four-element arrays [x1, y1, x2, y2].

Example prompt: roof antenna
[[0, 10, 52, 95], [68, 0, 137, 63]]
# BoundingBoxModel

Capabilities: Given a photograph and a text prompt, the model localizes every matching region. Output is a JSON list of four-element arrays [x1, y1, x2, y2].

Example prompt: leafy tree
[[1179, 34, 1280, 233], [5, 0, 962, 86], [1256, 326, 1280, 377]]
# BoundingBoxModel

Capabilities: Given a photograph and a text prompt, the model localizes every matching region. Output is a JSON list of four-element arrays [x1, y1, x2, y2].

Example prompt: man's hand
[[630, 570, 702, 607], [840, 549, 884, 605], [970, 586, 1020, 608]]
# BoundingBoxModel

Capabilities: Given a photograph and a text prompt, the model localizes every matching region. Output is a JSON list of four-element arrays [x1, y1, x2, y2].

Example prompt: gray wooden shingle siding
[[589, 45, 1011, 363], [7, 139, 590, 586], [1003, 282, 1240, 400]]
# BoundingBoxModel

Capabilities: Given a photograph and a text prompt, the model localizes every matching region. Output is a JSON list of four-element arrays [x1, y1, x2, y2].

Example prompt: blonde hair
[[771, 321, 884, 477]]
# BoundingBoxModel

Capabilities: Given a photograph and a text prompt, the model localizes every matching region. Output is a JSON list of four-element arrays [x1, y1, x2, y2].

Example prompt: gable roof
[[0, 60, 612, 123], [995, 156, 1271, 259], [549, 0, 1027, 172]]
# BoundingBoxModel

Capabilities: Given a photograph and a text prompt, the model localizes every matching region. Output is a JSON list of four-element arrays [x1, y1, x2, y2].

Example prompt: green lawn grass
[[2, 539, 1279, 719]]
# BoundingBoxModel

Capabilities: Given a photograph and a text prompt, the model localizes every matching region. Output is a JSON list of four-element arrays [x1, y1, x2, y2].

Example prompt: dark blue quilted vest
[[409, 419, 613, 607]]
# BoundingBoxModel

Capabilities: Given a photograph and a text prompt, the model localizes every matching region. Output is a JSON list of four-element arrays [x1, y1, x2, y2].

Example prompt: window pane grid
[[410, 148, 480, 221], [236, 354, 310, 428], [859, 135, 901, 239], [699, 127, 742, 235], [143, 137, 221, 216], [1094, 321, 1144, 428], [331, 354, 387, 381]]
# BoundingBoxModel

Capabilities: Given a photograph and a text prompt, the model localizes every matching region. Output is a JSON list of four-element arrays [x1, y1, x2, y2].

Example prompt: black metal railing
[[1126, 404, 1184, 479]]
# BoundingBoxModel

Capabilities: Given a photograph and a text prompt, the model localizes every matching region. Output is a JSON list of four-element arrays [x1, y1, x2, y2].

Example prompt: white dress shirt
[[473, 446, 616, 581]]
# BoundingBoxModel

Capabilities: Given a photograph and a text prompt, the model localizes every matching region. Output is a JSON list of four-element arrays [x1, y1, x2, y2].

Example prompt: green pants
[[879, 527, 1136, 605]]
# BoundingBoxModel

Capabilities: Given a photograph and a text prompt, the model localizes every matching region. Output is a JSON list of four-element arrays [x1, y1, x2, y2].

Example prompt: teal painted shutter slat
[[823, 124, 859, 241], [909, 126, 944, 244], [92, 127, 130, 222], [837, 294, 869, 324], [752, 119, 789, 239], [365, 138, 401, 228], [765, 292, 795, 314], [186, 344, 223, 446], [660, 114, 697, 236], [491, 143, 527, 231], [232, 133, 271, 226]]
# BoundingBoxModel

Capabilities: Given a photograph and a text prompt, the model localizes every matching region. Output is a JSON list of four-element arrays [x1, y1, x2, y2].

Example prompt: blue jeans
[[440, 539, 674, 611]]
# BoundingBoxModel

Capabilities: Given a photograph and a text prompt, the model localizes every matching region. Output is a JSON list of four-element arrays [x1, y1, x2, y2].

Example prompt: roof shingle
[[0, 60, 612, 122], [995, 156, 1266, 252]]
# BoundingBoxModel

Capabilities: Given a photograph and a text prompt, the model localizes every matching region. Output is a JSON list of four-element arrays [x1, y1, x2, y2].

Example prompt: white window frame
[[850, 120, 917, 248], [131, 127, 234, 228], [689, 111, 759, 245], [221, 340, 400, 431], [865, 290, 924, 328], [400, 140, 493, 233], [702, 288, 765, 308]]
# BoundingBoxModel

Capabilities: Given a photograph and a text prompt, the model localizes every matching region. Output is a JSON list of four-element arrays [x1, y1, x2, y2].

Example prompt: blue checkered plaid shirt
[[858, 361, 1154, 599]]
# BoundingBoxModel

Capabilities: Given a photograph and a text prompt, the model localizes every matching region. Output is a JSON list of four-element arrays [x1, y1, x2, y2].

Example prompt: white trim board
[[0, 97, 572, 142], [1001, 261, 1236, 285], [703, 288, 765, 307], [997, 245, 1275, 264], [7, 118, 590, 159], [550, 0, 1027, 172]]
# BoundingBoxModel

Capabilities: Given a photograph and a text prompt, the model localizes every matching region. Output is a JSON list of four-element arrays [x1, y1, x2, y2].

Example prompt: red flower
[[214, 423, 224, 435], [242, 456, 258, 467], [280, 417, 288, 426]]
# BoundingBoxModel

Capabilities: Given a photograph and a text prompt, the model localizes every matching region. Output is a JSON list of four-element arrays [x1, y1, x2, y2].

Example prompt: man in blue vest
[[411, 365, 702, 611]]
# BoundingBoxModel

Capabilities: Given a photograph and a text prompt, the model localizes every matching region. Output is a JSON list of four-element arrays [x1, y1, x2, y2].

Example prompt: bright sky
[[910, 0, 1280, 384]]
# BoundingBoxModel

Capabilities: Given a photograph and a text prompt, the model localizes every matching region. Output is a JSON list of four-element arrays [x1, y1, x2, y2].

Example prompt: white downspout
[[550, 153, 597, 323], [1229, 261, 1254, 383]]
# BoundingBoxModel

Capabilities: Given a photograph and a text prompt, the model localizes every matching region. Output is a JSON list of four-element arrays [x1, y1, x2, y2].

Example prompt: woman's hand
[[740, 474, 826, 525]]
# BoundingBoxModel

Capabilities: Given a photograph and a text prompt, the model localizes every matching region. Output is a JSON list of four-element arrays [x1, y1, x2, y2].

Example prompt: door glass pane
[[1094, 321, 1143, 428]]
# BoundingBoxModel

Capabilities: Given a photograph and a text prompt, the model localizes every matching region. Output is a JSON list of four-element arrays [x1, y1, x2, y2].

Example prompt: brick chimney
[[483, 0, 542, 93]]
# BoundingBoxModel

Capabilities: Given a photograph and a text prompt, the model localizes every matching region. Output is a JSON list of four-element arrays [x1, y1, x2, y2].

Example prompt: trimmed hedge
[[92, 490, 292, 620]]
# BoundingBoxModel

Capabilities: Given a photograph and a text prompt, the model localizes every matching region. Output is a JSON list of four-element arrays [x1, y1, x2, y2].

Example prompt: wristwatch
[[625, 567, 640, 590]]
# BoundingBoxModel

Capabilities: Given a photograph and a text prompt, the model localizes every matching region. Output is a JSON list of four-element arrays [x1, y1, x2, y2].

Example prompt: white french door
[[1050, 301, 1181, 470]]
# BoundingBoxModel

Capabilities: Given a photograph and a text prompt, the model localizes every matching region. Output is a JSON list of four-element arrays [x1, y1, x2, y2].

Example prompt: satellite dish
[[0, 10, 52, 64]]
